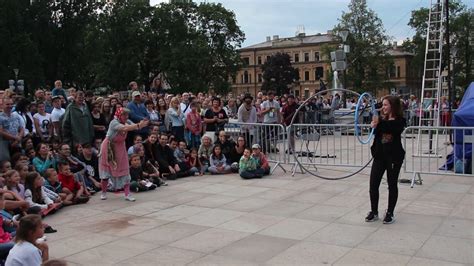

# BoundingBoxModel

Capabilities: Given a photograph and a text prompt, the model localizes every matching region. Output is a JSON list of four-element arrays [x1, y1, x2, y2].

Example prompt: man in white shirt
[[50, 96, 65, 139], [260, 91, 281, 124], [180, 92, 192, 116]]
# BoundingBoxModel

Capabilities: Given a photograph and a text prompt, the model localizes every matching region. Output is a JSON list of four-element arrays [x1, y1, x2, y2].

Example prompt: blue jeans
[[240, 168, 266, 179], [186, 132, 201, 149]]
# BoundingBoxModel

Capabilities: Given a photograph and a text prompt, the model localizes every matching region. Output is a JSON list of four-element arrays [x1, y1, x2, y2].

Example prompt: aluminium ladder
[[416, 0, 445, 156]]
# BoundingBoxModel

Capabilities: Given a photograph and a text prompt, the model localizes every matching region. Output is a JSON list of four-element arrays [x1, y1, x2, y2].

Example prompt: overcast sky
[[150, 0, 474, 47]]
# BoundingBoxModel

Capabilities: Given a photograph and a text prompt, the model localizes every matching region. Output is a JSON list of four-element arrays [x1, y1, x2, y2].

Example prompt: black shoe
[[44, 226, 57, 234], [365, 211, 378, 222], [383, 211, 395, 224]]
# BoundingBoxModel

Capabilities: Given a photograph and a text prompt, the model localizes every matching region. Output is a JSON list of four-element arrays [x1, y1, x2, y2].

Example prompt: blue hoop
[[354, 92, 376, 144]]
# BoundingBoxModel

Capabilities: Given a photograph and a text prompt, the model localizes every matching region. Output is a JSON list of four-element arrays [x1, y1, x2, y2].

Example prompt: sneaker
[[365, 211, 379, 222], [125, 195, 136, 202], [383, 211, 395, 224], [100, 192, 107, 200]]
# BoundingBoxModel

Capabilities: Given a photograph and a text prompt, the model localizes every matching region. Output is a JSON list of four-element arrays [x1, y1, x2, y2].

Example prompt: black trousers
[[369, 158, 402, 214]]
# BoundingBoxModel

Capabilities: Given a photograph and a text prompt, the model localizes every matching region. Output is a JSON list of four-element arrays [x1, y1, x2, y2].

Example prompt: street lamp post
[[13, 68, 19, 94], [338, 29, 349, 108]]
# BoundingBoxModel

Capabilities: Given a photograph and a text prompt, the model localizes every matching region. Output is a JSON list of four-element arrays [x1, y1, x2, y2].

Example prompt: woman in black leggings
[[365, 95, 406, 224]]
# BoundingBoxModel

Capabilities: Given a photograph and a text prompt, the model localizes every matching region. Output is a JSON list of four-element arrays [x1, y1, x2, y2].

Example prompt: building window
[[397, 66, 401, 78], [304, 53, 309, 62], [249, 74, 252, 83], [315, 67, 324, 80], [295, 68, 300, 79], [266, 55, 271, 62], [304, 71, 310, 81], [304, 89, 309, 99], [294, 89, 300, 97], [232, 76, 236, 84], [314, 52, 320, 62], [388, 65, 396, 78], [243, 57, 250, 66], [294, 53, 299, 63], [258, 73, 263, 83], [257, 56, 262, 65], [243, 71, 249, 84]]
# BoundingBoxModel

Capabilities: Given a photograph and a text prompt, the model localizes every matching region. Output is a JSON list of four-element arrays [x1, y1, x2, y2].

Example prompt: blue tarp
[[442, 82, 474, 173]]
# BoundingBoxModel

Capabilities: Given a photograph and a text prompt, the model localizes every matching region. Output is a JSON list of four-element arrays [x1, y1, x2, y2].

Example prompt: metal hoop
[[354, 92, 376, 144]]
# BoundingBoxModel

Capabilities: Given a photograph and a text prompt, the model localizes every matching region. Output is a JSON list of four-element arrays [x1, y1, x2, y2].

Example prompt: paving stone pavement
[[44, 167, 474, 265]]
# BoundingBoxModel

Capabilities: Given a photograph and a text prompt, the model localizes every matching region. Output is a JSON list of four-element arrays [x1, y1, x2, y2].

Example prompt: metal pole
[[446, 0, 454, 144]]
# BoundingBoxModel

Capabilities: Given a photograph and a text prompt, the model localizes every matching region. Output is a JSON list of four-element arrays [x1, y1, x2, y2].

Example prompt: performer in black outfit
[[365, 95, 406, 224]]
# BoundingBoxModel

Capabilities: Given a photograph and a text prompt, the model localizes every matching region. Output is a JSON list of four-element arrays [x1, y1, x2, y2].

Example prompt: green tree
[[261, 53, 299, 95], [405, 1, 472, 94], [333, 0, 393, 93]]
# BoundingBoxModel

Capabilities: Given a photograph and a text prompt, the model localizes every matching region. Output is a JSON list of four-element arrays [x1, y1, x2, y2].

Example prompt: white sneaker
[[125, 195, 136, 202], [100, 192, 107, 200]]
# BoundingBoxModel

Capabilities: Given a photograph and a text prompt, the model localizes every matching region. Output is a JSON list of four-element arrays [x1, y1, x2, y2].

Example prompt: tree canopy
[[0, 0, 245, 94], [333, 0, 393, 93], [261, 53, 299, 95]]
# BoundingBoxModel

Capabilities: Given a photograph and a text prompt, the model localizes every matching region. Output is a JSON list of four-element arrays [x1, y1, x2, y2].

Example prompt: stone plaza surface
[[43, 166, 473, 265]]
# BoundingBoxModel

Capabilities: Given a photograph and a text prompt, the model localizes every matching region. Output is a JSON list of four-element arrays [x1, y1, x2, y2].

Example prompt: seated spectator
[[239, 148, 264, 179], [57, 163, 89, 204], [228, 136, 246, 172], [129, 154, 157, 192], [187, 148, 203, 176], [0, 161, 12, 183], [24, 172, 61, 217], [5, 214, 49, 265], [155, 134, 179, 180], [198, 136, 213, 172], [43, 169, 73, 206], [14, 163, 29, 184], [170, 140, 192, 177], [91, 102, 107, 140], [251, 144, 271, 176], [185, 102, 202, 149], [127, 135, 143, 155], [208, 145, 231, 175], [1, 170, 29, 214], [77, 143, 101, 192], [214, 130, 235, 164], [4, 170, 26, 200], [32, 143, 55, 177], [0, 190, 15, 261]]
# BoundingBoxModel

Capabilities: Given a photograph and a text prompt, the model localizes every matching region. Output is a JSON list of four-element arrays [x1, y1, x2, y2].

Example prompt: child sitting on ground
[[5, 214, 49, 265], [43, 168, 73, 206], [57, 162, 89, 204], [187, 148, 203, 176], [208, 145, 232, 175], [251, 144, 271, 176], [129, 154, 157, 192], [198, 136, 213, 173], [0, 190, 15, 261], [239, 148, 264, 179], [24, 172, 62, 217], [4, 170, 26, 200]]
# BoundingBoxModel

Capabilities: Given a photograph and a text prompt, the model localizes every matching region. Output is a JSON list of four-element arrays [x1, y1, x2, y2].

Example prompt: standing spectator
[[62, 90, 94, 149], [145, 100, 160, 132], [224, 98, 238, 119], [237, 94, 257, 145], [127, 81, 140, 100], [0, 98, 24, 160], [180, 92, 192, 117], [44, 90, 53, 113], [185, 102, 202, 149], [50, 96, 65, 140], [91, 102, 107, 140], [33, 102, 52, 143], [204, 97, 228, 140], [13, 99, 34, 138], [127, 91, 149, 138], [51, 80, 68, 105], [167, 97, 185, 142], [282, 95, 298, 154], [260, 91, 280, 153]]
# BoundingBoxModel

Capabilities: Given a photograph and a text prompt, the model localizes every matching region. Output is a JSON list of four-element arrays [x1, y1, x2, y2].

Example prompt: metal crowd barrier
[[286, 123, 373, 176], [404, 126, 473, 187], [224, 121, 287, 173]]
